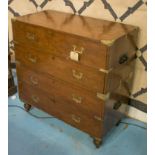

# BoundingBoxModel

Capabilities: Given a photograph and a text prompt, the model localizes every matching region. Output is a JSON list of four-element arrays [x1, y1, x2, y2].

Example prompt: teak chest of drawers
[[12, 10, 138, 148]]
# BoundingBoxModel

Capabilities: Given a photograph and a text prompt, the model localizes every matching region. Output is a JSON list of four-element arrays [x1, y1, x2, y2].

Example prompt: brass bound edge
[[12, 18, 16, 22], [101, 39, 115, 47], [15, 60, 20, 65], [94, 116, 103, 121], [99, 68, 112, 74], [94, 137, 102, 141], [13, 40, 19, 45], [97, 92, 110, 101]]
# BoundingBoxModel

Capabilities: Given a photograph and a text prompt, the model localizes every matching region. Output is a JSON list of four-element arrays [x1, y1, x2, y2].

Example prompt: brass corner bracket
[[97, 92, 110, 101], [99, 68, 112, 74], [11, 18, 17, 22], [101, 39, 116, 47]]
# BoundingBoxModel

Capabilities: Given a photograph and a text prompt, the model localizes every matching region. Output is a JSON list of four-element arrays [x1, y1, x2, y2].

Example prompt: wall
[[8, 0, 147, 122]]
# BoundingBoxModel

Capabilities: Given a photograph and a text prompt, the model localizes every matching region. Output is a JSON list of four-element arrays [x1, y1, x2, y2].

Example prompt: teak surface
[[12, 10, 138, 144], [14, 10, 136, 41], [16, 64, 104, 117], [15, 45, 105, 93], [18, 81, 104, 138]]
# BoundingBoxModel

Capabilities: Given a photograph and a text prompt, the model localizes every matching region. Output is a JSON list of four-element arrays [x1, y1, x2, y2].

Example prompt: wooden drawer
[[12, 21, 49, 50], [12, 20, 107, 70], [12, 20, 137, 70], [18, 82, 104, 138], [15, 45, 105, 93], [16, 64, 104, 116], [11, 10, 138, 147]]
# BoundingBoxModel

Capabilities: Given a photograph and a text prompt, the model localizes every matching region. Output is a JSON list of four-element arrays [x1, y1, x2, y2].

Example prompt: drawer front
[[15, 45, 105, 93], [12, 21, 108, 69], [12, 21, 50, 50], [47, 31, 107, 70], [18, 82, 104, 138], [16, 64, 104, 117]]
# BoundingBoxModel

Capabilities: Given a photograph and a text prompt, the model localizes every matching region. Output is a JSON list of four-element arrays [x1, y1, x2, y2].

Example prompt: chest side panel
[[106, 28, 138, 69]]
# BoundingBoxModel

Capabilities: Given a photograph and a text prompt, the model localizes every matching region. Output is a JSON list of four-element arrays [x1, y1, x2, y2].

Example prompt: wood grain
[[15, 45, 105, 93], [12, 10, 138, 147], [18, 81, 104, 138], [12, 19, 137, 70], [16, 64, 104, 117], [13, 10, 137, 41]]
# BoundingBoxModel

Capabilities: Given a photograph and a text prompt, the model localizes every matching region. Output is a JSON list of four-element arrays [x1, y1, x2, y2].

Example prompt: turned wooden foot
[[113, 101, 122, 110], [93, 138, 102, 148], [24, 103, 31, 112], [116, 119, 121, 126]]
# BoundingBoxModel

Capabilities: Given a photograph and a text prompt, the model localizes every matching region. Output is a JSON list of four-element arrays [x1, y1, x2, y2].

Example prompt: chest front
[[12, 10, 138, 148]]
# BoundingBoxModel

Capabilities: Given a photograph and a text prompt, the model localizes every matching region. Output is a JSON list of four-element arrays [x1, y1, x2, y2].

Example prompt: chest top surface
[[14, 10, 137, 41]]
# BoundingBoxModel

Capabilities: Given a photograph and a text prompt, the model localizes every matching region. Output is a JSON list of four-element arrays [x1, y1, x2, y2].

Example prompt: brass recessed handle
[[31, 95, 39, 103], [72, 94, 82, 104], [70, 45, 84, 61], [72, 69, 83, 80], [26, 32, 36, 41], [30, 76, 38, 85], [71, 114, 81, 123], [27, 54, 37, 63]]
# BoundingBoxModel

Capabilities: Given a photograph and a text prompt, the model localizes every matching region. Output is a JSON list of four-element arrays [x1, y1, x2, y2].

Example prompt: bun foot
[[93, 138, 102, 148], [24, 103, 31, 112]]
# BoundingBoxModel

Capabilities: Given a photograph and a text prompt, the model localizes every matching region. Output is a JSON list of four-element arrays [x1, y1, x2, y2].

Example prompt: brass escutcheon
[[71, 114, 81, 123], [72, 69, 83, 80]]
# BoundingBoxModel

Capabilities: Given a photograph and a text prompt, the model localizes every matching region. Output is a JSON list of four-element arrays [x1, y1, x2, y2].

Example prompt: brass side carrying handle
[[30, 76, 38, 85], [119, 54, 128, 64], [71, 114, 81, 123], [27, 54, 37, 63], [26, 32, 36, 41], [31, 95, 39, 103], [72, 94, 82, 104], [72, 69, 83, 80]]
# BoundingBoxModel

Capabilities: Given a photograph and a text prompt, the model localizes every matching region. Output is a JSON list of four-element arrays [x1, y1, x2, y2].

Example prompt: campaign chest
[[12, 10, 138, 148]]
